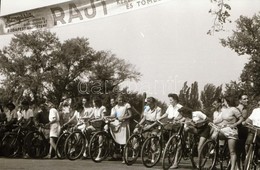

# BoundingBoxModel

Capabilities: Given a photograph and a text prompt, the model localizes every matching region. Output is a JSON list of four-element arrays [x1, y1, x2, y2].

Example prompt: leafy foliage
[[200, 84, 222, 117], [179, 81, 201, 110], [208, 0, 232, 35], [221, 14, 260, 98], [0, 31, 141, 107]]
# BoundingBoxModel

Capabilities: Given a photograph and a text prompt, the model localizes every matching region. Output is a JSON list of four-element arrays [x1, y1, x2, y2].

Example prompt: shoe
[[122, 160, 125, 164], [95, 157, 102, 161], [151, 159, 155, 164], [23, 154, 29, 159], [45, 154, 51, 159], [170, 164, 178, 169]]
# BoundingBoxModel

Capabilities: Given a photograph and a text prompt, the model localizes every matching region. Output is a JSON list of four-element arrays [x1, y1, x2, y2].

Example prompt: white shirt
[[49, 108, 60, 122], [248, 108, 260, 127], [192, 111, 207, 123], [93, 106, 106, 119], [21, 109, 34, 120], [111, 103, 131, 118], [143, 106, 162, 122], [165, 104, 182, 119]]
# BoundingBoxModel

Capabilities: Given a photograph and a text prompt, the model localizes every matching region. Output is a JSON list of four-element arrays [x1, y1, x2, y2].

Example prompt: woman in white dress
[[109, 95, 132, 146]]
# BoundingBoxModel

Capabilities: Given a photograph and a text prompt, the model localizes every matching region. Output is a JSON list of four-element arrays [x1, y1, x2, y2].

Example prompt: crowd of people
[[0, 93, 259, 170]]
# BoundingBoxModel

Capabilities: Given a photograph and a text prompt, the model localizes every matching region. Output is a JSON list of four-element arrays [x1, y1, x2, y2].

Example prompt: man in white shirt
[[243, 100, 260, 154], [19, 101, 34, 128]]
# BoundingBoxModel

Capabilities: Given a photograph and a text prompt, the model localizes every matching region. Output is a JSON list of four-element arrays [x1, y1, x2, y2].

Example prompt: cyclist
[[89, 97, 107, 161], [106, 94, 132, 162], [178, 106, 210, 168], [4, 102, 18, 130], [133, 97, 162, 163], [211, 96, 243, 170], [242, 100, 260, 158], [17, 100, 35, 129], [158, 93, 183, 169]]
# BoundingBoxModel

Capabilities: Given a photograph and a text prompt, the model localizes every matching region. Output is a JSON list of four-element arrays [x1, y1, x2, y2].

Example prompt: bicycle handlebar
[[243, 122, 260, 131]]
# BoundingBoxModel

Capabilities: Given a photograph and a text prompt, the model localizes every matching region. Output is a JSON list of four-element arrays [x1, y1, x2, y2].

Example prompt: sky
[[0, 0, 260, 103]]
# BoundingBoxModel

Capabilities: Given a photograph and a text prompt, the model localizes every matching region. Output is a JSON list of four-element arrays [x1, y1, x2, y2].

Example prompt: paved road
[[0, 158, 196, 170]]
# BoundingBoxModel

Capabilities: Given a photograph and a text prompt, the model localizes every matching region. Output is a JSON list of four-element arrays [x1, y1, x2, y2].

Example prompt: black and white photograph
[[0, 0, 260, 170]]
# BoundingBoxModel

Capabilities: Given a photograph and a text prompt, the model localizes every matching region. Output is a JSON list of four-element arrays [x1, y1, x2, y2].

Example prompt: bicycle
[[23, 123, 49, 158], [56, 124, 74, 159], [161, 121, 199, 170], [88, 117, 122, 163], [64, 122, 93, 161], [198, 122, 231, 170], [1, 123, 31, 157], [123, 120, 150, 166], [243, 122, 260, 170], [140, 120, 175, 168]]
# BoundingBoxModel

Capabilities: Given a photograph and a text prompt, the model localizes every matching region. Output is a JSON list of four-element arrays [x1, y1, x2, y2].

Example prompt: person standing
[[215, 96, 243, 170], [158, 93, 183, 169], [236, 94, 249, 169], [45, 100, 61, 159], [18, 100, 34, 128], [243, 100, 260, 156]]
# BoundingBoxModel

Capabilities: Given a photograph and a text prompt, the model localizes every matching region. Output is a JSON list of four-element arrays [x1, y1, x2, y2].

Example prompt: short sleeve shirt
[[21, 109, 34, 120], [49, 108, 60, 122], [111, 103, 131, 118], [165, 104, 182, 119], [192, 111, 207, 123], [248, 108, 260, 127], [93, 106, 106, 119], [143, 106, 162, 122]]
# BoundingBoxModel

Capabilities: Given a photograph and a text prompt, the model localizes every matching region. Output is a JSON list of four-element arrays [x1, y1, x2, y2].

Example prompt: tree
[[208, 0, 231, 35], [200, 84, 222, 117], [221, 14, 260, 97], [0, 30, 61, 105], [179, 81, 201, 110], [0, 31, 141, 107]]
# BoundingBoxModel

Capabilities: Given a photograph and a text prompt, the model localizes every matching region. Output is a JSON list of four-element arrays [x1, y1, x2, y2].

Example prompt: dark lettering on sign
[[50, 7, 66, 25], [5, 12, 34, 27], [84, 0, 96, 18], [69, 3, 84, 23], [51, 0, 108, 25]]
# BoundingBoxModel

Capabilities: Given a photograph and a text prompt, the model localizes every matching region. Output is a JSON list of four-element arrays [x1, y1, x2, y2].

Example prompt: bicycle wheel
[[65, 131, 86, 160], [2, 133, 21, 157], [124, 134, 142, 165], [198, 140, 217, 170], [25, 131, 47, 158], [244, 144, 254, 170], [141, 136, 162, 168], [162, 135, 180, 170], [220, 144, 231, 170], [190, 136, 199, 169], [89, 131, 110, 162], [56, 132, 70, 159]]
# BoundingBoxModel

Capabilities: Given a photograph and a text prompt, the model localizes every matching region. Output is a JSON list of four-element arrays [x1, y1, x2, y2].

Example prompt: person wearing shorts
[[214, 96, 243, 170], [45, 101, 61, 159], [178, 106, 210, 168]]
